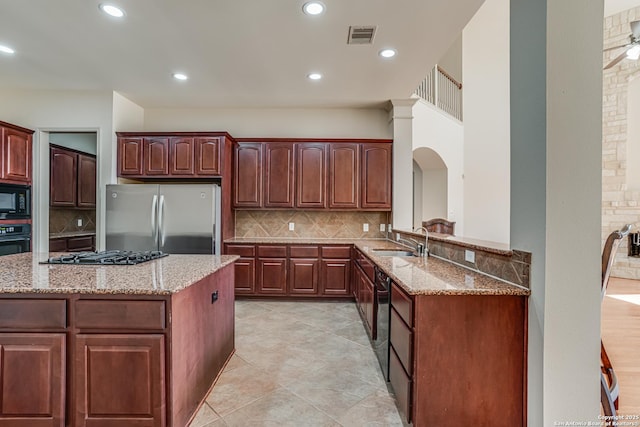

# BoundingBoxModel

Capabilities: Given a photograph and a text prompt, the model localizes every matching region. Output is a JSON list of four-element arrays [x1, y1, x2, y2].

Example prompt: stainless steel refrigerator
[[106, 184, 220, 254]]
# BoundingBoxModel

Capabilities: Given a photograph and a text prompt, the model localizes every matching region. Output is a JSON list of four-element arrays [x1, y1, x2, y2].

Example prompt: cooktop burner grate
[[44, 250, 168, 265]]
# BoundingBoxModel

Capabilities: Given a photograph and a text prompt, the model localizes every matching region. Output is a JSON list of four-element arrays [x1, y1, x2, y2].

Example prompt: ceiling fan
[[604, 20, 640, 69]]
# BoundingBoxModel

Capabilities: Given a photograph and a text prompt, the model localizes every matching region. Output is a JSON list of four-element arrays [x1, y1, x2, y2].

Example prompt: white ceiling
[[0, 0, 483, 109]]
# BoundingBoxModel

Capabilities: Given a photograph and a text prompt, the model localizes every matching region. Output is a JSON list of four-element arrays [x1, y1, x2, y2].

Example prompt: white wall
[[413, 161, 423, 229], [412, 99, 464, 235], [627, 76, 640, 191], [0, 89, 114, 252], [49, 133, 97, 155], [438, 34, 463, 83], [422, 169, 448, 220], [143, 107, 392, 139], [462, 0, 511, 244]]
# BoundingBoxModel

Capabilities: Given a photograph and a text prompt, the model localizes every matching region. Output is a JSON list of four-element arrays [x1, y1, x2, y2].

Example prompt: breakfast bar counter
[[0, 252, 238, 427]]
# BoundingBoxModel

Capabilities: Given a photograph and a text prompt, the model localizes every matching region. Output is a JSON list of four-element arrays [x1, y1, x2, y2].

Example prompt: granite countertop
[[393, 229, 512, 256], [0, 252, 239, 296], [49, 231, 97, 239], [225, 237, 386, 244], [353, 240, 529, 296]]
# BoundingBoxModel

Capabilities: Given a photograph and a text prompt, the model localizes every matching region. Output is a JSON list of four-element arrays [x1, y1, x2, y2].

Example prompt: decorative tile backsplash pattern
[[235, 210, 390, 239], [49, 208, 96, 235]]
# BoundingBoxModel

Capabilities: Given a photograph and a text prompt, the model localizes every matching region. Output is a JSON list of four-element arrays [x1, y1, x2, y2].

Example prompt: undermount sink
[[371, 249, 415, 257]]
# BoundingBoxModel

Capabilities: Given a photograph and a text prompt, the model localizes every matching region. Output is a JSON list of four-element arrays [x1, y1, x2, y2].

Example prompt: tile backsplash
[[49, 208, 96, 235], [235, 210, 390, 239]]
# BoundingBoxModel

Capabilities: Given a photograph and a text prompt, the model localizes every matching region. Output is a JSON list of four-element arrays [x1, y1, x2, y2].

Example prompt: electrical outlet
[[396, 232, 400, 240], [288, 222, 295, 231], [465, 250, 475, 263], [388, 224, 392, 233], [363, 223, 369, 232], [77, 218, 83, 227], [380, 224, 385, 232]]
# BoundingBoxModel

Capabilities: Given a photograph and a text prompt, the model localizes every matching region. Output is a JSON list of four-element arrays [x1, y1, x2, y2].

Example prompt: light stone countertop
[[0, 252, 239, 295], [224, 237, 530, 296], [49, 231, 97, 239]]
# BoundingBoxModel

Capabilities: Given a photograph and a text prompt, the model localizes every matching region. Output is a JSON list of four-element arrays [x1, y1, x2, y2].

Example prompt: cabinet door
[[320, 259, 351, 296], [49, 238, 67, 252], [50, 147, 77, 207], [118, 138, 143, 176], [0, 333, 65, 427], [361, 143, 392, 209], [143, 137, 169, 176], [257, 258, 287, 294], [234, 143, 263, 208], [233, 257, 256, 295], [289, 258, 319, 295], [195, 137, 221, 176], [1, 127, 32, 183], [329, 143, 359, 209], [169, 137, 195, 175], [74, 334, 165, 427], [296, 144, 326, 208], [77, 154, 96, 208], [264, 143, 294, 208]]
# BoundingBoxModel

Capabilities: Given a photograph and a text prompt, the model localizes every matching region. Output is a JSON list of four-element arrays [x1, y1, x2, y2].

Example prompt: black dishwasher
[[373, 266, 391, 381]]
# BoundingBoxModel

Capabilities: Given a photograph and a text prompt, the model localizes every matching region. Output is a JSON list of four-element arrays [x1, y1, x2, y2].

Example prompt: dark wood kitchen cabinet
[[296, 144, 326, 208], [328, 143, 359, 209], [77, 154, 96, 208], [233, 143, 263, 208], [319, 246, 351, 296], [143, 137, 170, 175], [224, 244, 256, 295], [50, 146, 96, 208], [257, 245, 288, 295], [117, 132, 228, 179], [50, 146, 77, 207], [288, 246, 319, 295], [0, 333, 65, 427], [388, 282, 527, 427], [1, 123, 33, 185], [49, 235, 96, 252], [361, 143, 392, 209], [263, 143, 295, 208]]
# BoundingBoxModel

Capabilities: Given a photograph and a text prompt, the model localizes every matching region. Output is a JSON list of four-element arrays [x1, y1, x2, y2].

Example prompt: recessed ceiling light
[[303, 1, 325, 15], [379, 48, 397, 59], [0, 45, 15, 55], [99, 4, 125, 18], [172, 73, 188, 81], [307, 73, 322, 80]]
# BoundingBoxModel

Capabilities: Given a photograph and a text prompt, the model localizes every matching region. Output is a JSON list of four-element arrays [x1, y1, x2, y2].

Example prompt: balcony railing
[[414, 65, 462, 121]]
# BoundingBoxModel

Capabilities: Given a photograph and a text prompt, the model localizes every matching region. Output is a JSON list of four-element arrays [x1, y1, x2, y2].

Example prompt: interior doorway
[[412, 147, 448, 230]]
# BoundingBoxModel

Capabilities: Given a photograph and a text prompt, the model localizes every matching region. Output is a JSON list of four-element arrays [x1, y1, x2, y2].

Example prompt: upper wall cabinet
[[0, 121, 34, 185], [50, 145, 96, 208], [117, 133, 227, 179], [233, 139, 392, 211]]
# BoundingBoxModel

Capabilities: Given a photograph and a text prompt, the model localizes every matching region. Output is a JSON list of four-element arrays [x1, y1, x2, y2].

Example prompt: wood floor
[[602, 277, 640, 415]]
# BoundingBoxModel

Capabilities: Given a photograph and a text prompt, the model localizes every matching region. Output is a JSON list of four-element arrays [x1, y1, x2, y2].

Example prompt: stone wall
[[603, 7, 640, 279]]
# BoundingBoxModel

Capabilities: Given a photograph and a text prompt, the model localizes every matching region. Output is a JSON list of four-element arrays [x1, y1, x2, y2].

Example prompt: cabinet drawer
[[225, 244, 256, 257], [75, 300, 166, 330], [289, 246, 319, 258], [49, 238, 67, 252], [0, 299, 67, 329], [257, 245, 287, 257], [389, 347, 412, 423], [391, 283, 413, 327], [390, 307, 413, 374], [67, 235, 94, 251], [321, 246, 351, 259]]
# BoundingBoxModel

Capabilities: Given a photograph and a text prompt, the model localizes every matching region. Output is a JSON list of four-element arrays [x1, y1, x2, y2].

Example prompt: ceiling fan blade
[[604, 50, 629, 69], [604, 43, 629, 52], [631, 20, 640, 38]]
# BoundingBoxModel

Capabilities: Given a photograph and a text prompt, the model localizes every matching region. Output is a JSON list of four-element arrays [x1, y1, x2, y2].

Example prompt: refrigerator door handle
[[159, 195, 165, 247], [151, 195, 158, 244]]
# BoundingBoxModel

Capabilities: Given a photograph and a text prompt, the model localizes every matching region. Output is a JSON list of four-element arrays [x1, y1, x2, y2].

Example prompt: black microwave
[[0, 183, 31, 219]]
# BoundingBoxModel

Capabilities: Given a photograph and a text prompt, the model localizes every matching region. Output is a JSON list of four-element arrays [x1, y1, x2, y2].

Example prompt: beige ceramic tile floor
[[189, 300, 407, 427]]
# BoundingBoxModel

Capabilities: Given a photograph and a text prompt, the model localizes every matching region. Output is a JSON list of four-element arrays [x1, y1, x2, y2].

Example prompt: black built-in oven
[[0, 183, 31, 220], [0, 223, 31, 256]]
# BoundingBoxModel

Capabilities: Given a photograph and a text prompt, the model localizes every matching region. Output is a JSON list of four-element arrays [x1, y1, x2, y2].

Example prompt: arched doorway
[[412, 147, 448, 230]]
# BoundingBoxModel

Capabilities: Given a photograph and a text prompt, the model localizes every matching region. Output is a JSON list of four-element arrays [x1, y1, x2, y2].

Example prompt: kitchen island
[[0, 252, 238, 427]]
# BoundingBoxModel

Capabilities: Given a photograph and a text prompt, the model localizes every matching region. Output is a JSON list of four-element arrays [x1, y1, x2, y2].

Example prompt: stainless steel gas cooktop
[[44, 250, 168, 265]]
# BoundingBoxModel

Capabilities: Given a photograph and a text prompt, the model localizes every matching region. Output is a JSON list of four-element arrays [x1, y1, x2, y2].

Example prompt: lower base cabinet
[[389, 283, 527, 427], [49, 235, 96, 252], [0, 333, 65, 427], [74, 334, 166, 427]]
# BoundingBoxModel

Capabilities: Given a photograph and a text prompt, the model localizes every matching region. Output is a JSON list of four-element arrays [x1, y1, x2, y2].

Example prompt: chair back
[[601, 224, 632, 299]]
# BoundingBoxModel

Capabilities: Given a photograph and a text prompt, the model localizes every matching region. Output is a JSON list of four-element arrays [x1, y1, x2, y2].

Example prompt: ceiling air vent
[[347, 26, 376, 45]]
